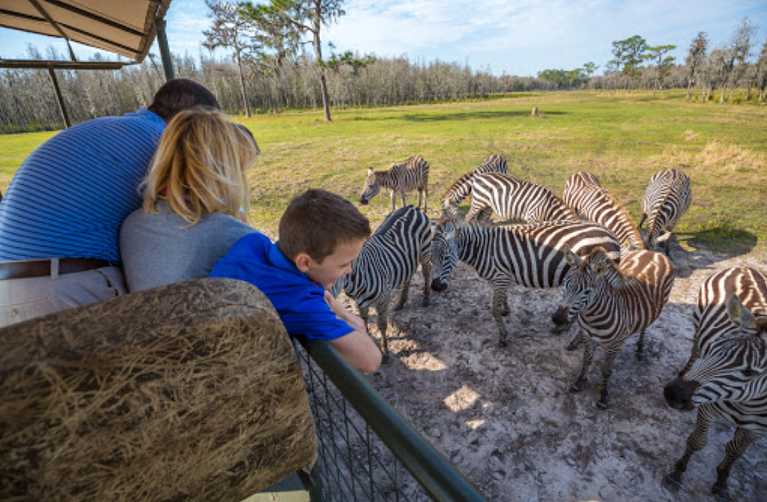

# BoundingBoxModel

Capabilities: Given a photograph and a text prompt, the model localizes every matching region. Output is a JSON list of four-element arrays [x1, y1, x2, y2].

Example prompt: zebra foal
[[663, 267, 767, 496], [639, 168, 691, 254], [442, 153, 508, 218], [563, 171, 644, 252], [360, 155, 429, 212], [552, 247, 674, 409], [466, 172, 579, 224], [430, 220, 620, 346], [334, 205, 432, 361]]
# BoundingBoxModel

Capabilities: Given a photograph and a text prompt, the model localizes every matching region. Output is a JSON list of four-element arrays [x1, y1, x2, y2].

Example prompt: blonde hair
[[142, 108, 259, 224]]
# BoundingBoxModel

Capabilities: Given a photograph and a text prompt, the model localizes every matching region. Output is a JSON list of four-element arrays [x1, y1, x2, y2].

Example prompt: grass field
[[2, 89, 766, 253]]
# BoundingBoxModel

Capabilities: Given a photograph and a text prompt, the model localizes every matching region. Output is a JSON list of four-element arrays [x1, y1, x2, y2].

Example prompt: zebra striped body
[[336, 205, 432, 359], [360, 156, 429, 212], [466, 172, 579, 224], [563, 171, 644, 252], [553, 248, 674, 408], [663, 267, 767, 495], [639, 168, 691, 253], [442, 154, 508, 217], [430, 221, 620, 346]]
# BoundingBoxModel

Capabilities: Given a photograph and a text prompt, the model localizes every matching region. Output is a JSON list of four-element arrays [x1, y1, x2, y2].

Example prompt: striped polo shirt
[[0, 109, 165, 263]]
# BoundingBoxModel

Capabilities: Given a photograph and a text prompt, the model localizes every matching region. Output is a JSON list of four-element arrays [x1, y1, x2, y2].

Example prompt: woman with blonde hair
[[120, 108, 259, 292]]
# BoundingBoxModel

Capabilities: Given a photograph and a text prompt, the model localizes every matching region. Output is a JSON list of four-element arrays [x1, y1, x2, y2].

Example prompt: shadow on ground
[[351, 110, 567, 123]]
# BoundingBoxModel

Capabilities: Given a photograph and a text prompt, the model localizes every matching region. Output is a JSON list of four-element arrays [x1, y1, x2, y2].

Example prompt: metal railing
[[293, 338, 485, 502]]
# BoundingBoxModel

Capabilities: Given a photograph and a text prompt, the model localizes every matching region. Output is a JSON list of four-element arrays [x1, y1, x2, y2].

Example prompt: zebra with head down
[[359, 156, 429, 213], [441, 153, 508, 218], [430, 219, 620, 347], [334, 205, 432, 361], [639, 168, 692, 254], [663, 267, 767, 496], [552, 246, 674, 409]]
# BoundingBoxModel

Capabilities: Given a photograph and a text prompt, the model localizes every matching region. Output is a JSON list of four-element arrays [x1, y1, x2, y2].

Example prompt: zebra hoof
[[711, 480, 728, 496], [662, 473, 682, 492], [569, 381, 584, 393], [498, 339, 508, 348], [596, 399, 609, 410], [382, 353, 391, 364], [421, 299, 430, 308], [565, 342, 579, 352], [635, 351, 644, 362]]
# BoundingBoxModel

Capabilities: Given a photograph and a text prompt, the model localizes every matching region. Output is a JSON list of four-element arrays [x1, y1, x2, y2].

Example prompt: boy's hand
[[325, 291, 367, 333]]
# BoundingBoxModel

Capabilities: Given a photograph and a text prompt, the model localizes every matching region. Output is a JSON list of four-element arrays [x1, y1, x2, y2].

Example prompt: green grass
[[2, 89, 766, 254]]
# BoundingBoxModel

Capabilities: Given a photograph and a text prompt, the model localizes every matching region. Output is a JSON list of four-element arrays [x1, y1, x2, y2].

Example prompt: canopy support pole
[[47, 67, 71, 128], [154, 16, 174, 81]]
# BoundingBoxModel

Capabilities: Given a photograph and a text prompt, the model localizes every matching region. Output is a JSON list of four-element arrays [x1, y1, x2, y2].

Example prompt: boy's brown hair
[[278, 189, 371, 261]]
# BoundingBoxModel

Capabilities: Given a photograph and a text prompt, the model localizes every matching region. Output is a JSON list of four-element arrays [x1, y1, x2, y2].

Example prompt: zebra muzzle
[[359, 198, 368, 205], [663, 378, 698, 411], [431, 279, 448, 292], [551, 306, 570, 326]]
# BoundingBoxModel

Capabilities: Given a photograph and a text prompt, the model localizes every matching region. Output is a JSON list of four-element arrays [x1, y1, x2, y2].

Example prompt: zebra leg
[[635, 329, 646, 361], [420, 258, 431, 307], [638, 213, 647, 229], [390, 190, 396, 212], [464, 200, 483, 222], [376, 296, 391, 363], [417, 189, 422, 209], [566, 331, 584, 351], [492, 285, 510, 347], [596, 342, 622, 409], [395, 278, 410, 311], [401, 192, 407, 207], [569, 335, 594, 393], [712, 427, 756, 495], [663, 409, 711, 491], [663, 236, 672, 257], [423, 186, 428, 213]]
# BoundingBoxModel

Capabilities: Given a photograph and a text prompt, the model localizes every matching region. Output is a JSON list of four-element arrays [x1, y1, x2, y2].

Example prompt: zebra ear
[[726, 295, 757, 331], [367, 167, 374, 176]]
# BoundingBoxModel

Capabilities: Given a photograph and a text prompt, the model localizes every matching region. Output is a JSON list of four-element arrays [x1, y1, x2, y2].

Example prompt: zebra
[[663, 267, 767, 496], [465, 172, 579, 224], [334, 205, 432, 361], [430, 220, 620, 346], [551, 247, 673, 409], [563, 171, 644, 252], [441, 153, 508, 218], [639, 168, 692, 254], [359, 156, 429, 212]]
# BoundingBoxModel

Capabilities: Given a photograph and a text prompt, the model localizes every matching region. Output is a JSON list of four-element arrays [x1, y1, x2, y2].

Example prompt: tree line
[[538, 18, 767, 101], [1, 1, 765, 133]]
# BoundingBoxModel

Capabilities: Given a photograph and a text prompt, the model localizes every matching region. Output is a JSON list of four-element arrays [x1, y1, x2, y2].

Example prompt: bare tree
[[685, 32, 707, 100], [204, 0, 260, 117], [720, 17, 755, 103], [755, 38, 767, 102]]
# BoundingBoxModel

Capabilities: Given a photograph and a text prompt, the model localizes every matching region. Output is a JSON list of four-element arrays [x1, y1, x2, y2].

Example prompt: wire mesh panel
[[292, 339, 485, 502], [294, 340, 421, 501]]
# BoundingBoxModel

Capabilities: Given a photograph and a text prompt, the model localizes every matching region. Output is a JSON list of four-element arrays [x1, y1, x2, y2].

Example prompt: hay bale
[[0, 278, 316, 501]]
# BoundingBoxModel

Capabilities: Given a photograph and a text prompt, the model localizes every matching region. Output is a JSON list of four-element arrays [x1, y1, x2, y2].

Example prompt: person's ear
[[294, 252, 313, 273]]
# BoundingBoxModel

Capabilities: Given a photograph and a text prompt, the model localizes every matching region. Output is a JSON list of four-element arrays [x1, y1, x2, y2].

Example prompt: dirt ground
[[347, 241, 767, 501]]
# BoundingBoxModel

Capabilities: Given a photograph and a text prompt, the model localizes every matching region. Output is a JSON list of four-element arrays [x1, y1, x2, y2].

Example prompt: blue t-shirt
[[0, 108, 165, 262], [210, 232, 354, 341]]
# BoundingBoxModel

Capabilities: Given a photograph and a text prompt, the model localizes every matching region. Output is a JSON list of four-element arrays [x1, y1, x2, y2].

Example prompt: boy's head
[[278, 189, 371, 288]]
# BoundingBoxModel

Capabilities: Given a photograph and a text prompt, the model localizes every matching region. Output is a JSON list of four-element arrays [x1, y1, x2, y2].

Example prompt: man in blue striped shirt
[[0, 79, 219, 327]]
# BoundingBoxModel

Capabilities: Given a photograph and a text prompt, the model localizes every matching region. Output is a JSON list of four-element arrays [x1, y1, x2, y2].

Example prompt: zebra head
[[359, 168, 380, 205], [552, 248, 613, 326], [664, 295, 767, 411], [430, 222, 460, 292]]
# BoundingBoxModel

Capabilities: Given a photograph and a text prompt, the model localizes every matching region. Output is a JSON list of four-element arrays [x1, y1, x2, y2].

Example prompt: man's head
[[278, 189, 371, 288], [148, 78, 220, 122]]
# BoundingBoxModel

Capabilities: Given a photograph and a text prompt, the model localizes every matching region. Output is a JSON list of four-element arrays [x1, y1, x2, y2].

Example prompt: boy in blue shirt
[[211, 189, 382, 373]]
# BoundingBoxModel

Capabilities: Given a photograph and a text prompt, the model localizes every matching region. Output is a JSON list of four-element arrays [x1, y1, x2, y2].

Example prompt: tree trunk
[[312, 3, 331, 122], [234, 49, 251, 117]]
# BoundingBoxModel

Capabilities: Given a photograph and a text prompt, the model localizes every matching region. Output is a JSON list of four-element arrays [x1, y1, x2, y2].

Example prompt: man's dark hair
[[148, 78, 220, 122], [278, 189, 371, 262]]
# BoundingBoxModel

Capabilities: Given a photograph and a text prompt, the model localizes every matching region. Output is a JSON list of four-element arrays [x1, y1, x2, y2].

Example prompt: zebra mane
[[373, 206, 413, 237]]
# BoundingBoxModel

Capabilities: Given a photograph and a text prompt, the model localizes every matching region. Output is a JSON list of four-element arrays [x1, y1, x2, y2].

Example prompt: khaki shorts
[[0, 265, 126, 328]]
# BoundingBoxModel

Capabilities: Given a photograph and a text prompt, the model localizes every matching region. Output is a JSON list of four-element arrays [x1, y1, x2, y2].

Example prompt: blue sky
[[1, 0, 765, 76]]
